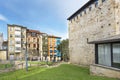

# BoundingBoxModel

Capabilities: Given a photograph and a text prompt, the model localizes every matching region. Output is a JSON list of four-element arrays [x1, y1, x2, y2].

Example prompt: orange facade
[[48, 37, 56, 56]]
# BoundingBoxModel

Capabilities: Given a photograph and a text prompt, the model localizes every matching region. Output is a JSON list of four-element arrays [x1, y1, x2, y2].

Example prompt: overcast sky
[[0, 0, 89, 40]]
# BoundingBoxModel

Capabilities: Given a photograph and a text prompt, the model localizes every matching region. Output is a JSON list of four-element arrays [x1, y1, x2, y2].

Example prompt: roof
[[40, 32, 47, 34], [48, 35, 61, 38], [27, 29, 41, 34], [67, 0, 97, 20], [7, 24, 27, 28], [88, 34, 120, 44]]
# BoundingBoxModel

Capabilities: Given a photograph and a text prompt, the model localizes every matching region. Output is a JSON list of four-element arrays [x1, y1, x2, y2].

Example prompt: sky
[[0, 0, 89, 40]]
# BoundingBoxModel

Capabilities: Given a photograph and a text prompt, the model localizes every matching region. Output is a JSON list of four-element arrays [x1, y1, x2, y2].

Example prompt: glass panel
[[98, 45, 105, 65], [104, 44, 111, 66], [113, 44, 120, 68], [98, 44, 111, 66]]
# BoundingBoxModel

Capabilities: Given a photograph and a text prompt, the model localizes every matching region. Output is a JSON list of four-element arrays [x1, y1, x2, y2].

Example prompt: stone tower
[[68, 0, 120, 66]]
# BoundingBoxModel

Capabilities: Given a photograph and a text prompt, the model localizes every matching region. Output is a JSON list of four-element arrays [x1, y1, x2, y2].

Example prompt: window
[[96, 43, 120, 69], [10, 34, 13, 38], [29, 44, 30, 48], [101, 26, 103, 28], [21, 34, 25, 38], [15, 47, 21, 50], [76, 16, 78, 19], [10, 40, 14, 45], [98, 44, 111, 66], [10, 27, 13, 31], [33, 44, 36, 48], [31, 32, 36, 37], [15, 29, 21, 31], [15, 35, 21, 38], [15, 27, 21, 31], [89, 6, 92, 11], [113, 44, 120, 68], [102, 0, 105, 3], [37, 44, 39, 48], [50, 50, 53, 53], [37, 38, 39, 42], [84, 9, 86, 14], [16, 41, 21, 44], [28, 38, 30, 42], [95, 1, 98, 7], [57, 40, 60, 44], [74, 18, 75, 21], [33, 38, 36, 42], [54, 50, 57, 53], [9, 46, 14, 52], [80, 13, 82, 17], [22, 29, 25, 32], [108, 24, 111, 26]]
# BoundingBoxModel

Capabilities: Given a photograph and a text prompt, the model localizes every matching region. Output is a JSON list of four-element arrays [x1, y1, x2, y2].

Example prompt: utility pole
[[25, 42, 28, 71]]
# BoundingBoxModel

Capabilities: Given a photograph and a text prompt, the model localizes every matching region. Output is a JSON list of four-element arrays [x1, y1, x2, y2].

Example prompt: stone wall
[[90, 64, 120, 79], [68, 0, 119, 66]]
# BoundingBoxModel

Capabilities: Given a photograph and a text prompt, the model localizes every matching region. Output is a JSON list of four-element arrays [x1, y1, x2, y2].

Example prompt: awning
[[88, 34, 120, 44]]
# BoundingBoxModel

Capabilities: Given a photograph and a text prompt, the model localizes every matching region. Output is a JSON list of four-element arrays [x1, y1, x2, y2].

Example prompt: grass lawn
[[0, 64, 117, 80]]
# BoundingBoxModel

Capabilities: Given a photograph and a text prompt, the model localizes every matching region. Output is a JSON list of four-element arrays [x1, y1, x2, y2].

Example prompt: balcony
[[15, 35, 21, 38], [15, 47, 21, 52]]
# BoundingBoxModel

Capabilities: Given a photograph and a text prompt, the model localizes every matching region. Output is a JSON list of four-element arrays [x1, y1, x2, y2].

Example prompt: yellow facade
[[0, 50, 7, 60]]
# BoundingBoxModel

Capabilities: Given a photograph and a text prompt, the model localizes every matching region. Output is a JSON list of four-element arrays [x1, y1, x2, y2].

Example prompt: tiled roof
[[27, 29, 41, 34], [7, 24, 27, 28], [48, 35, 61, 38]]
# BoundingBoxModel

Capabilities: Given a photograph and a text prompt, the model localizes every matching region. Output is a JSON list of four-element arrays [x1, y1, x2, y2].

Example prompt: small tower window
[[84, 9, 86, 14], [89, 6, 92, 11], [80, 13, 82, 17], [101, 26, 103, 28], [95, 1, 98, 7], [102, 0, 106, 3], [108, 24, 111, 26]]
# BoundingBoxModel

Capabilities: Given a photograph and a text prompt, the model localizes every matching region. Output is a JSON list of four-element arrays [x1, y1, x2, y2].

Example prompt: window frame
[[95, 42, 120, 69]]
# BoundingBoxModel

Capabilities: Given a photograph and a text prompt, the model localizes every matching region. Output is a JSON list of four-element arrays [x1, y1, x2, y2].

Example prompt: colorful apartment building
[[8, 24, 27, 60], [48, 35, 61, 61], [27, 29, 42, 60], [7, 24, 61, 61]]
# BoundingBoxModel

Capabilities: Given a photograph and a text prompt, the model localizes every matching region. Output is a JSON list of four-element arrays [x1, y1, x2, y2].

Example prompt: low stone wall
[[90, 64, 120, 79], [0, 67, 15, 73]]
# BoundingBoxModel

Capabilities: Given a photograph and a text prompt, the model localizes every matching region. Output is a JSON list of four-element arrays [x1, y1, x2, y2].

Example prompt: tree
[[57, 39, 69, 61]]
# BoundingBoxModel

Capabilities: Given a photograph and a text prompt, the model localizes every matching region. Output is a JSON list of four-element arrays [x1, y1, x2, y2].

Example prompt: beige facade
[[8, 24, 27, 60], [0, 50, 7, 60], [27, 29, 42, 60], [68, 0, 120, 66]]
